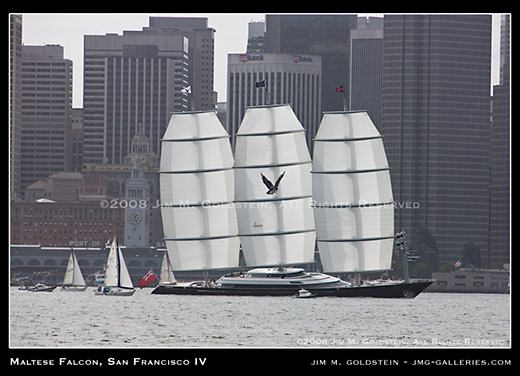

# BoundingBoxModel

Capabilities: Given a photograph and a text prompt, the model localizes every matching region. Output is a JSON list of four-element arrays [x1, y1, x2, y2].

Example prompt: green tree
[[409, 227, 439, 278], [462, 242, 481, 268]]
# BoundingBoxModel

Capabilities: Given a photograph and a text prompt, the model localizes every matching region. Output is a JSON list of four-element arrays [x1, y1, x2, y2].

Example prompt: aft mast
[[312, 111, 394, 275]]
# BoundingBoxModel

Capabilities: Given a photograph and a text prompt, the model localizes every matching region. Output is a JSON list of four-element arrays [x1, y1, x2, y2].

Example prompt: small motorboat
[[294, 289, 316, 298], [29, 283, 57, 292]]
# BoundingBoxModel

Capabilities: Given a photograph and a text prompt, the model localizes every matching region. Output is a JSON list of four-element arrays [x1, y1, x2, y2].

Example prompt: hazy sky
[[20, 13, 503, 108]]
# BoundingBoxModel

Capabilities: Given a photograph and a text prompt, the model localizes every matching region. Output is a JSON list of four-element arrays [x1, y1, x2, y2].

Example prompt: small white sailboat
[[95, 237, 135, 296], [61, 251, 87, 292], [158, 251, 177, 286]]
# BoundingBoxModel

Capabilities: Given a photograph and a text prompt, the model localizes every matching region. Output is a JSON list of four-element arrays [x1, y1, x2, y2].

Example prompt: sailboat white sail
[[312, 111, 394, 273], [61, 251, 87, 291], [159, 111, 240, 272], [159, 251, 177, 286], [234, 105, 316, 267], [95, 237, 135, 296]]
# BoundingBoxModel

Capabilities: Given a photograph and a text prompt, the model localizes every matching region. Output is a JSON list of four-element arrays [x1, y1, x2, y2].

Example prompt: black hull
[[151, 280, 433, 298]]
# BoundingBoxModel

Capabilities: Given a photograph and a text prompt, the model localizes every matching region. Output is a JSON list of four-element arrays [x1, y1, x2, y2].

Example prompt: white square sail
[[159, 111, 240, 271], [234, 105, 316, 267], [312, 111, 394, 273]]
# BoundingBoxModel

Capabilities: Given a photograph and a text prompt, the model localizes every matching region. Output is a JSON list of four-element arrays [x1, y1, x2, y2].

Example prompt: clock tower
[[124, 151, 150, 247]]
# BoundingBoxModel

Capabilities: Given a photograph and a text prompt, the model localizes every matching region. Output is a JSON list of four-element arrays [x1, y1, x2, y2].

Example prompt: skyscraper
[[382, 15, 492, 264], [9, 14, 22, 199], [490, 14, 510, 265], [226, 53, 321, 151], [265, 14, 357, 113], [143, 17, 216, 111], [247, 21, 266, 53], [349, 17, 384, 128], [82, 30, 189, 165], [20, 45, 73, 192]]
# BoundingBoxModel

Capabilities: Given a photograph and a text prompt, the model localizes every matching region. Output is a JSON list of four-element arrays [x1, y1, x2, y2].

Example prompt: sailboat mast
[[116, 238, 121, 288], [70, 251, 75, 285]]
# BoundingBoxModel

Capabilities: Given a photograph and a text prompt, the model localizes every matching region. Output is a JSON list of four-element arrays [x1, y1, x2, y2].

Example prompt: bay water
[[10, 287, 510, 348]]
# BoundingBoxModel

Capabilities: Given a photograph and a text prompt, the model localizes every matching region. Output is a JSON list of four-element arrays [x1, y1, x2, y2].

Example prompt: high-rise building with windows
[[490, 14, 510, 265], [10, 14, 22, 199], [143, 17, 216, 111], [265, 14, 357, 113], [227, 53, 321, 151], [82, 31, 189, 165], [349, 17, 383, 129], [20, 44, 73, 192], [382, 15, 492, 264]]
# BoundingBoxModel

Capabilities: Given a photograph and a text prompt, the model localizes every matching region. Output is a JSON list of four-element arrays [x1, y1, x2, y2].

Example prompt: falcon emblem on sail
[[261, 171, 285, 195]]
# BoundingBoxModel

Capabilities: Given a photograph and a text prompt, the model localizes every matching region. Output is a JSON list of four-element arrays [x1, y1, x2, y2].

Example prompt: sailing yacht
[[154, 106, 432, 298], [95, 237, 135, 296], [61, 251, 87, 291]]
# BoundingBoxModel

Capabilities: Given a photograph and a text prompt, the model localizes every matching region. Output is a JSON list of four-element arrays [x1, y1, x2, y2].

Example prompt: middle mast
[[234, 105, 316, 267]]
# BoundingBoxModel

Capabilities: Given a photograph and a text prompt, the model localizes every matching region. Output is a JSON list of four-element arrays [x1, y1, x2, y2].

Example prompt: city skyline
[[20, 13, 503, 108], [11, 13, 509, 267]]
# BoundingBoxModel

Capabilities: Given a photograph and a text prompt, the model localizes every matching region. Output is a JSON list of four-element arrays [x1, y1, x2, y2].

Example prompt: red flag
[[138, 270, 157, 288]]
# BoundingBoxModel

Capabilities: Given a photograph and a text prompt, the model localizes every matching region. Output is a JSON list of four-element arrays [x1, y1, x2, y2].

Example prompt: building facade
[[265, 14, 357, 113], [20, 45, 73, 192], [10, 201, 124, 248], [490, 14, 510, 265], [247, 21, 266, 53], [227, 53, 321, 151], [10, 14, 22, 199], [349, 27, 383, 129], [382, 15, 492, 264], [430, 268, 509, 293], [144, 17, 216, 111], [82, 30, 189, 165]]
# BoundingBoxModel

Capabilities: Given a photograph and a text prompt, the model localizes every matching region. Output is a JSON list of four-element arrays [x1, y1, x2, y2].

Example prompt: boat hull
[[61, 286, 87, 292], [94, 287, 135, 296], [29, 285, 57, 292], [151, 280, 433, 298]]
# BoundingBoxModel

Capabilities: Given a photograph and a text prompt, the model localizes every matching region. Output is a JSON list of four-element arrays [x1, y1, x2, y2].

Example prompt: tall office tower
[[247, 21, 266, 53], [349, 17, 383, 129], [227, 53, 321, 151], [20, 45, 73, 192], [490, 14, 510, 266], [265, 14, 357, 113], [82, 31, 189, 165], [143, 17, 215, 111], [10, 14, 22, 199], [382, 15, 492, 264]]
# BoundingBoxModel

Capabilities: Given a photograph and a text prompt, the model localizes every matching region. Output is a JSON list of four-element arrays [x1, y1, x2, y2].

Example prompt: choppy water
[[10, 287, 510, 348]]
